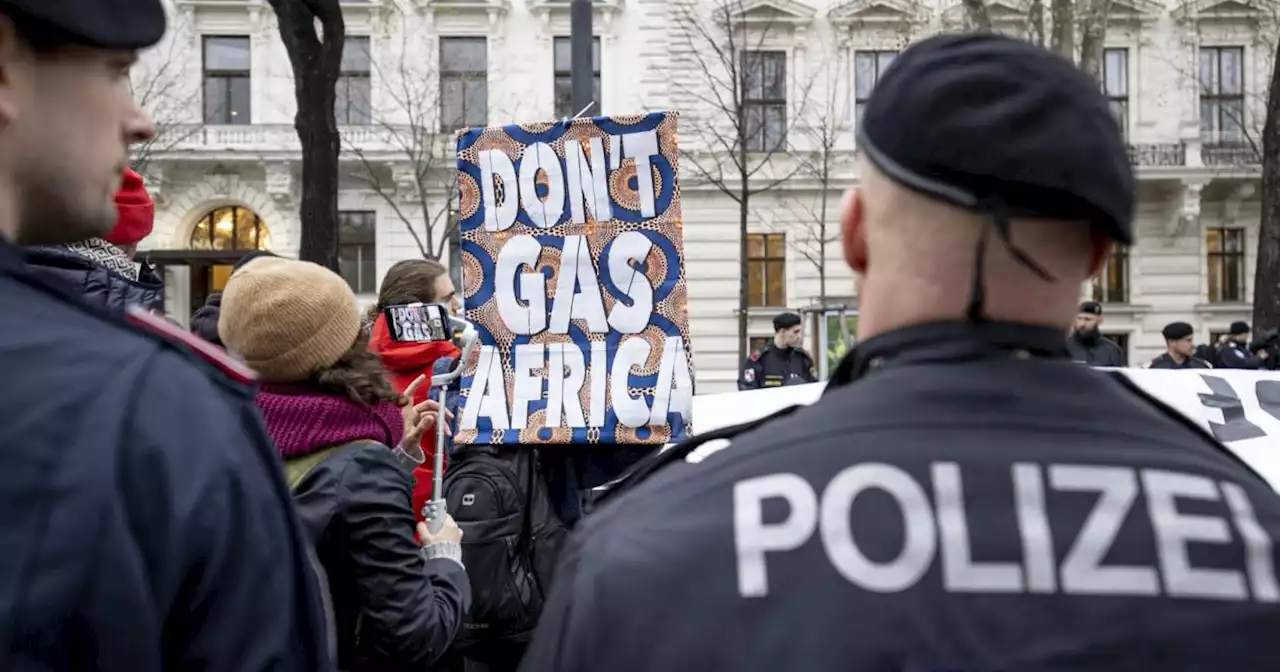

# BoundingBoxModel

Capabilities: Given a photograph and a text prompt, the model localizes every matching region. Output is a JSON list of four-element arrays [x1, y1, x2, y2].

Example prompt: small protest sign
[[454, 111, 694, 446]]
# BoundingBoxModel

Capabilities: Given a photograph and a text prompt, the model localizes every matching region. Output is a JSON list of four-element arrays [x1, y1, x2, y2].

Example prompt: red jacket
[[368, 314, 460, 525]]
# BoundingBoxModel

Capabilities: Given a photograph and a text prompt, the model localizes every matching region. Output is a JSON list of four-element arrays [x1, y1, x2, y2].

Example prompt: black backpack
[[442, 445, 567, 648]]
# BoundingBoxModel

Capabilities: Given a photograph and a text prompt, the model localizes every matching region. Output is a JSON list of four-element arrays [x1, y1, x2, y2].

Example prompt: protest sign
[[453, 111, 694, 446]]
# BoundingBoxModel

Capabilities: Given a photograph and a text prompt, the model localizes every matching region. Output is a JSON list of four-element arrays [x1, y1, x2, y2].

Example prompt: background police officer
[[1148, 321, 1212, 369], [521, 34, 1280, 672], [0, 1, 331, 669], [1066, 300, 1126, 367], [1218, 320, 1266, 369], [738, 312, 818, 390]]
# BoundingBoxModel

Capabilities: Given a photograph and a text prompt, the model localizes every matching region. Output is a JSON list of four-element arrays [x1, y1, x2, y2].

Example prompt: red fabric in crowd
[[368, 314, 460, 525], [106, 169, 154, 247]]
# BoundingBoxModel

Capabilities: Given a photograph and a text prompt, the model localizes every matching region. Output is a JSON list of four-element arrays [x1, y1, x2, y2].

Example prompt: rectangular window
[[338, 211, 377, 294], [440, 37, 488, 131], [1200, 46, 1245, 145], [741, 51, 787, 152], [202, 36, 251, 124], [854, 50, 897, 127], [1104, 332, 1130, 361], [1206, 227, 1246, 303], [1092, 244, 1129, 303], [1103, 48, 1129, 137], [336, 36, 372, 125], [553, 37, 602, 119], [746, 233, 786, 307]]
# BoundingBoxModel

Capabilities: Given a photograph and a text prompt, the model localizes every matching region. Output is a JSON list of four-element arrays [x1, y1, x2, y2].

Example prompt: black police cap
[[858, 33, 1135, 245], [0, 0, 166, 51], [1078, 301, 1102, 316], [1162, 321, 1194, 341], [773, 312, 802, 331]]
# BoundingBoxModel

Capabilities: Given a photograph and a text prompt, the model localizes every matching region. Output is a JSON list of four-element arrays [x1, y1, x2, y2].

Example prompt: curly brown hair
[[365, 258, 450, 324], [314, 330, 406, 408]]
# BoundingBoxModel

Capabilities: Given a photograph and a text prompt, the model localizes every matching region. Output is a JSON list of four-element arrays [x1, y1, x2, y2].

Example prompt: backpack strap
[[284, 441, 375, 491]]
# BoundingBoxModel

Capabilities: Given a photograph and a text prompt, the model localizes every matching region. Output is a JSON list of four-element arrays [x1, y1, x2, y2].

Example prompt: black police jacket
[[293, 441, 471, 671], [1066, 333, 1126, 367], [22, 244, 164, 315], [521, 321, 1280, 672], [0, 240, 332, 671], [1148, 352, 1213, 369], [739, 342, 818, 390], [1218, 340, 1264, 370]]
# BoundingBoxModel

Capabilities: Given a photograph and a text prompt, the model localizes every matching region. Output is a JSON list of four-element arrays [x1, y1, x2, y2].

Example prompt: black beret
[[773, 312, 802, 331], [0, 0, 166, 51], [1078, 301, 1102, 316], [1230, 320, 1251, 335], [1162, 322, 1195, 341], [858, 34, 1134, 245]]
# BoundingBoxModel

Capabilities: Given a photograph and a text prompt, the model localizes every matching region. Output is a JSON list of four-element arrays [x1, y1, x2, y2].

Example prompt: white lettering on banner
[[480, 150, 518, 232], [732, 461, 1280, 601], [495, 235, 546, 335], [459, 337, 693, 431], [1050, 465, 1159, 596], [478, 129, 660, 230]]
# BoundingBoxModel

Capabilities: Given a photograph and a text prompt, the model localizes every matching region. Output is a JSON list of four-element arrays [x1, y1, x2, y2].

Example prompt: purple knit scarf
[[256, 383, 405, 458]]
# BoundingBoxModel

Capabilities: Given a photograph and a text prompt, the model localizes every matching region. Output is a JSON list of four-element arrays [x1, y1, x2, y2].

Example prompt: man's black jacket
[[22, 244, 164, 315], [522, 322, 1280, 672], [293, 442, 471, 670], [1066, 333, 1126, 367], [0, 239, 331, 671], [739, 342, 818, 390], [1148, 352, 1213, 369], [1218, 340, 1264, 370]]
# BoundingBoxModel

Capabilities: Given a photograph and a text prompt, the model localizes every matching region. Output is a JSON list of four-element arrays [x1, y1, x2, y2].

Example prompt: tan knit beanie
[[218, 256, 362, 383]]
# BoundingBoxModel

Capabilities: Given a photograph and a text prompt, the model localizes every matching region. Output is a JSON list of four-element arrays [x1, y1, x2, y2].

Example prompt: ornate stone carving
[[393, 164, 422, 204], [1168, 179, 1208, 237], [265, 162, 295, 207]]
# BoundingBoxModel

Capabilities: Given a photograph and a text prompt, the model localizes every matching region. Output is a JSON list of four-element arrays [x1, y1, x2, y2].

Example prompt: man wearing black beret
[[1067, 300, 1127, 366], [738, 311, 819, 390], [522, 34, 1280, 671], [1216, 320, 1267, 369], [0, 1, 331, 670], [1148, 321, 1213, 369]]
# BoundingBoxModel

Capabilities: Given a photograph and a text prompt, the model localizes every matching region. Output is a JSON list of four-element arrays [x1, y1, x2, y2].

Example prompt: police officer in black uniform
[[738, 312, 818, 390], [0, 2, 331, 669], [521, 34, 1280, 672], [1066, 300, 1126, 367], [1148, 321, 1213, 369], [1218, 320, 1266, 369]]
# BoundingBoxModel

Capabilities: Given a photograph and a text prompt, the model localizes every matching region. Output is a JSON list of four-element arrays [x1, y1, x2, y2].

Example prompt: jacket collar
[[827, 320, 1070, 390]]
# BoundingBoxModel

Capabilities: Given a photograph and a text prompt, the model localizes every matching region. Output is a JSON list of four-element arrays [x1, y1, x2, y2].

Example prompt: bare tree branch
[[671, 0, 817, 362], [129, 12, 201, 183]]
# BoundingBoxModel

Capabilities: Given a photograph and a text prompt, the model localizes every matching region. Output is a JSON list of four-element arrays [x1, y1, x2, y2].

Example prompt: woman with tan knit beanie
[[219, 255, 471, 671]]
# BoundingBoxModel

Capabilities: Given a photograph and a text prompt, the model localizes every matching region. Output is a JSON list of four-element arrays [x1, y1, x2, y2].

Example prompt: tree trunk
[[1253, 36, 1280, 330], [962, 0, 994, 32], [737, 169, 750, 365], [1049, 0, 1075, 61], [270, 0, 344, 271], [1076, 0, 1114, 83]]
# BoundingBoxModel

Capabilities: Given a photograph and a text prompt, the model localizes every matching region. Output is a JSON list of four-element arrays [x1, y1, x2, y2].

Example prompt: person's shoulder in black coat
[[189, 291, 223, 346], [294, 441, 471, 669], [0, 260, 332, 671], [22, 243, 164, 315]]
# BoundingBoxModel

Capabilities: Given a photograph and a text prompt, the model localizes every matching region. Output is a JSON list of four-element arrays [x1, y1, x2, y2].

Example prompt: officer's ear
[[840, 188, 868, 274], [1085, 227, 1112, 280]]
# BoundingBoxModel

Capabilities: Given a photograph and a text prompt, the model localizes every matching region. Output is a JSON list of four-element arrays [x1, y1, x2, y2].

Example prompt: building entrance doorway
[[143, 205, 273, 326]]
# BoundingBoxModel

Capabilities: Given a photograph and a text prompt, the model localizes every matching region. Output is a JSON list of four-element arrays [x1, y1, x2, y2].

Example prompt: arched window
[[189, 205, 271, 251]]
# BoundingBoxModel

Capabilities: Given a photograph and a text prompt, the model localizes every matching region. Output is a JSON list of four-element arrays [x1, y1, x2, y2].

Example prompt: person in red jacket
[[368, 259, 463, 524]]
